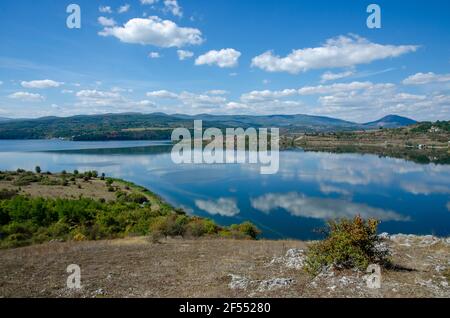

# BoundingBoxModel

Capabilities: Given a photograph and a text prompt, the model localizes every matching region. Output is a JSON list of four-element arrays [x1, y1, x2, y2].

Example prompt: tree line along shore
[[0, 169, 260, 249]]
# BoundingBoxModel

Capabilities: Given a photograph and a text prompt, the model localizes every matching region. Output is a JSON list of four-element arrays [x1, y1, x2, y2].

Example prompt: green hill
[[0, 112, 418, 140]]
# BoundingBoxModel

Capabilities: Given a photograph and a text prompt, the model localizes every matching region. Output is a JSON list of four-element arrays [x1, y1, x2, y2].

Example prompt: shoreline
[[1, 132, 448, 166], [1, 168, 449, 246]]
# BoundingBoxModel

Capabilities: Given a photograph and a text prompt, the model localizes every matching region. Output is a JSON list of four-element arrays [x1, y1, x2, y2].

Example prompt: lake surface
[[0, 139, 449, 239]]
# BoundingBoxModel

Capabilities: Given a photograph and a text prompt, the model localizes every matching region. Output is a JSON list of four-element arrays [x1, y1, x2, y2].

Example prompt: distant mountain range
[[0, 112, 417, 140], [362, 115, 417, 129], [173, 113, 417, 130]]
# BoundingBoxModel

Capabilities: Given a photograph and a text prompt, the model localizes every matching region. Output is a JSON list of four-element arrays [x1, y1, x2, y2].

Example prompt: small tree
[[230, 222, 261, 239], [35, 166, 41, 174], [305, 215, 390, 275]]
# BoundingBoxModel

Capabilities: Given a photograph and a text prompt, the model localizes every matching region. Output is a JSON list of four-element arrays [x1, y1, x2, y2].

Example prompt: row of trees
[[0, 194, 260, 248]]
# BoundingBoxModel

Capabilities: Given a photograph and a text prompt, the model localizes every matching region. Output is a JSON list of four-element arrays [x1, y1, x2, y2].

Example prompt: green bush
[[150, 214, 188, 238], [304, 215, 390, 275], [116, 191, 148, 204], [128, 193, 148, 204], [13, 174, 39, 186], [186, 217, 218, 237], [39, 176, 62, 186], [218, 230, 233, 238], [46, 220, 71, 239], [0, 189, 18, 200], [230, 222, 261, 239]]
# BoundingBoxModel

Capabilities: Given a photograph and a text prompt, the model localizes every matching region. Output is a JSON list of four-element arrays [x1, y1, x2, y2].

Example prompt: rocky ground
[[0, 234, 449, 298]]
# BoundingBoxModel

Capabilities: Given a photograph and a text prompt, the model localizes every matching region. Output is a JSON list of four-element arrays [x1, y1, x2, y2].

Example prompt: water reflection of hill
[[45, 145, 173, 156], [47, 143, 450, 165], [297, 145, 450, 165]]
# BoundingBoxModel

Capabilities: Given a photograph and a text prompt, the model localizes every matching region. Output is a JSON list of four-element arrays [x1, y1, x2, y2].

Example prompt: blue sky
[[0, 0, 449, 122]]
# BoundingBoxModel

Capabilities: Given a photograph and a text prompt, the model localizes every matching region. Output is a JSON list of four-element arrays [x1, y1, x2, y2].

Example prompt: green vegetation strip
[[0, 169, 260, 248]]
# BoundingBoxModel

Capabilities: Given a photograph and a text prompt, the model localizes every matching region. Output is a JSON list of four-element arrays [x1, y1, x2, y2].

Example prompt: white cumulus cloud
[[320, 70, 354, 83], [8, 91, 45, 102], [251, 34, 418, 74], [241, 89, 297, 103], [239, 82, 393, 103], [99, 16, 204, 48], [118, 4, 130, 14], [146, 90, 227, 108], [98, 16, 116, 27], [140, 0, 159, 4], [76, 90, 120, 99], [164, 0, 182, 17], [298, 81, 394, 95], [146, 90, 179, 98], [177, 49, 194, 60], [21, 79, 63, 89], [148, 52, 161, 58], [205, 90, 228, 95], [99, 6, 113, 13], [75, 89, 124, 107], [195, 48, 241, 68], [402, 72, 450, 85]]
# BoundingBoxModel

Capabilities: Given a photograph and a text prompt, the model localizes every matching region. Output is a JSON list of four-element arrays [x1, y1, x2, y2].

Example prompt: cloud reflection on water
[[251, 192, 409, 221]]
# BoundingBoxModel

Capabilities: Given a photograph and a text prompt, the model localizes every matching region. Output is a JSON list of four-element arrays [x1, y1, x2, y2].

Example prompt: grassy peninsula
[[0, 169, 259, 249]]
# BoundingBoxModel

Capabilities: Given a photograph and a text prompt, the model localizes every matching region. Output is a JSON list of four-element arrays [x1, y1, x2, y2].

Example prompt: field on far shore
[[291, 123, 449, 148], [282, 124, 450, 164]]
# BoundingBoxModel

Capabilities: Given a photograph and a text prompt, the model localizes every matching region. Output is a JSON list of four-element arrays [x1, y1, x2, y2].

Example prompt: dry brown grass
[[0, 177, 136, 202], [0, 236, 448, 298]]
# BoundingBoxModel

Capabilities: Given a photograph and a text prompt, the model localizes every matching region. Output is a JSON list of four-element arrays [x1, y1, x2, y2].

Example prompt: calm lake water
[[0, 139, 449, 239]]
